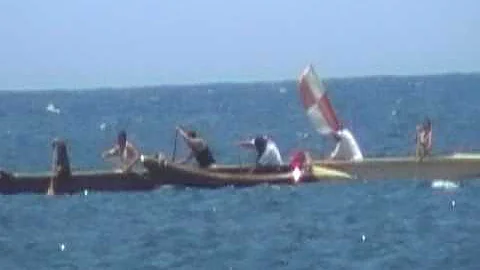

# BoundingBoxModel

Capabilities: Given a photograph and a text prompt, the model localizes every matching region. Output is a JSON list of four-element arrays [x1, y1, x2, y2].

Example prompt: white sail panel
[[306, 105, 332, 134]]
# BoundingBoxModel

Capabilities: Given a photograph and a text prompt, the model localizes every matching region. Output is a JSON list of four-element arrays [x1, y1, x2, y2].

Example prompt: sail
[[298, 65, 341, 135]]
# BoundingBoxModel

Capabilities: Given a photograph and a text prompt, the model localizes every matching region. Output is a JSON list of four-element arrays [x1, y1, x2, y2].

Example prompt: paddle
[[171, 129, 179, 162]]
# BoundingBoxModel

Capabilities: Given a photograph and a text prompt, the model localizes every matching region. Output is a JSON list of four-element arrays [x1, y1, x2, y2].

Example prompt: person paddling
[[329, 126, 363, 161], [176, 126, 216, 168], [47, 139, 71, 195], [416, 118, 432, 161], [102, 130, 140, 172], [238, 135, 283, 167]]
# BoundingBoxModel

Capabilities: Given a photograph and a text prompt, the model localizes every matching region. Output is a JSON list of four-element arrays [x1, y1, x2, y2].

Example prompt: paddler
[[102, 130, 140, 172], [176, 126, 216, 168], [238, 135, 283, 167], [329, 126, 364, 161], [47, 138, 71, 195], [416, 118, 432, 161]]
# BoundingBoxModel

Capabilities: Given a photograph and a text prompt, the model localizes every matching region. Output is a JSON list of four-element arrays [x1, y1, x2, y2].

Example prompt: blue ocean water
[[1, 74, 480, 269]]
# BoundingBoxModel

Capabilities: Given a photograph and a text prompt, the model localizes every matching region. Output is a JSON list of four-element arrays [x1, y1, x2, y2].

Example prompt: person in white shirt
[[329, 128, 363, 161], [238, 136, 283, 166], [102, 130, 140, 172]]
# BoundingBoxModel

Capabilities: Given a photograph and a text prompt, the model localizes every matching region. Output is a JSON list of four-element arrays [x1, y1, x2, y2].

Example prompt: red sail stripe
[[298, 76, 317, 109], [317, 94, 341, 132]]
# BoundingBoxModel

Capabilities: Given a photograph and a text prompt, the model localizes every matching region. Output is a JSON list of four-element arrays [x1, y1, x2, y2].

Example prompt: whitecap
[[431, 179, 459, 190], [279, 87, 287, 93], [99, 123, 107, 131], [46, 103, 60, 114]]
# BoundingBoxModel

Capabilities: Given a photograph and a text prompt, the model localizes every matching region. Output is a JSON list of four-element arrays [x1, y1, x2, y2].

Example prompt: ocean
[[1, 73, 480, 269]]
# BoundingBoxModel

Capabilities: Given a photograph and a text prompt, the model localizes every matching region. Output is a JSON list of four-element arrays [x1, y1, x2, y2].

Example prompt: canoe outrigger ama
[[298, 64, 480, 181]]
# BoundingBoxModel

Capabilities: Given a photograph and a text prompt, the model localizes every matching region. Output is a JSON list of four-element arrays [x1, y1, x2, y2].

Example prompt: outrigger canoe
[[0, 169, 151, 195], [141, 156, 352, 188], [317, 153, 480, 181]]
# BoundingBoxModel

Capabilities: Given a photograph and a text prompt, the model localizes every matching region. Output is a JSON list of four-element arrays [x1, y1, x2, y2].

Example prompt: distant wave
[[431, 179, 460, 190], [46, 102, 60, 114]]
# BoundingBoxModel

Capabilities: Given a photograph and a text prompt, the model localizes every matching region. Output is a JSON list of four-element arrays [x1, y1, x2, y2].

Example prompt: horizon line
[[1, 70, 479, 92]]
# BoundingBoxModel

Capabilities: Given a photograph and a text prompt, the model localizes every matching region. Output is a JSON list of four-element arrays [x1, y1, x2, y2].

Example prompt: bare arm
[[102, 146, 119, 159], [176, 126, 191, 144]]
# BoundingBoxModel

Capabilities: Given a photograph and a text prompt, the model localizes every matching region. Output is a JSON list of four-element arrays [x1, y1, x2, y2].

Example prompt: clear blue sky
[[0, 0, 479, 90]]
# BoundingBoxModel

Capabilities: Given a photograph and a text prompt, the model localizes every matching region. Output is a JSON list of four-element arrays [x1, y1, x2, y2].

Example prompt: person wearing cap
[[238, 136, 283, 166], [329, 127, 363, 161], [176, 126, 216, 168], [102, 130, 140, 172]]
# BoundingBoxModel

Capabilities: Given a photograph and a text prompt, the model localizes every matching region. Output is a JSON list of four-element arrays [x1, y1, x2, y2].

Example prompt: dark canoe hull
[[0, 170, 154, 195], [141, 157, 348, 188]]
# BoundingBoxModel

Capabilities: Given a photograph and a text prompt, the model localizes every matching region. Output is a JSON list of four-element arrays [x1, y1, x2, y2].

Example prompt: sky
[[0, 0, 479, 90]]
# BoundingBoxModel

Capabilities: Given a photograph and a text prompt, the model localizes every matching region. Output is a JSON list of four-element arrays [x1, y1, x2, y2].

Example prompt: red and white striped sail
[[298, 65, 341, 135]]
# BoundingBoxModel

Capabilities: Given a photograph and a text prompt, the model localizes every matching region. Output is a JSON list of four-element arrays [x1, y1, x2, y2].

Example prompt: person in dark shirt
[[176, 126, 216, 168]]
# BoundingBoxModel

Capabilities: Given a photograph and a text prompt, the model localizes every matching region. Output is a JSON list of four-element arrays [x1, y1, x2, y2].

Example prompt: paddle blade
[[312, 165, 352, 180]]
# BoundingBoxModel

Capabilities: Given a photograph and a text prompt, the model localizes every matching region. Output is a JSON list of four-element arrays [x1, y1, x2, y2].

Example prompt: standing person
[[416, 118, 433, 161], [102, 130, 140, 172], [238, 135, 283, 166], [329, 127, 363, 161], [176, 126, 216, 168], [47, 139, 71, 195]]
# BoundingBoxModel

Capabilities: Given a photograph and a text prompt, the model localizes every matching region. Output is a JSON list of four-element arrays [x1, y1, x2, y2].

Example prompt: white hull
[[316, 153, 480, 181]]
